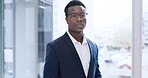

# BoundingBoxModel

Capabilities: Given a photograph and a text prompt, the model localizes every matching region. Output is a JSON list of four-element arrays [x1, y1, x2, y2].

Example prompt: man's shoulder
[[86, 38, 96, 44], [86, 38, 98, 47], [49, 32, 69, 44]]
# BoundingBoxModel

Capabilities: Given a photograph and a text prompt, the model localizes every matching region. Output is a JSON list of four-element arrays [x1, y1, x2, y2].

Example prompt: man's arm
[[95, 44, 102, 78], [43, 43, 60, 78], [95, 63, 102, 78]]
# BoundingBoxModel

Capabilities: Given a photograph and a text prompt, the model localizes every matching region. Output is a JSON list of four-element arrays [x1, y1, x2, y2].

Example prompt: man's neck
[[68, 30, 84, 43]]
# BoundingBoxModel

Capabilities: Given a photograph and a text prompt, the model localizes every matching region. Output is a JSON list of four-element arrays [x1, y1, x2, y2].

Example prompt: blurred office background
[[0, 0, 148, 78]]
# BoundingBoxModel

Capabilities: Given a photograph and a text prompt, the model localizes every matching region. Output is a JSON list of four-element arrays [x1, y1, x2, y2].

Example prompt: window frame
[[132, 0, 142, 78], [0, 0, 4, 78]]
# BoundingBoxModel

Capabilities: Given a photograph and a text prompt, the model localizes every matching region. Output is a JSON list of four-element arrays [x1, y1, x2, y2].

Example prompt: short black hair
[[64, 0, 86, 18]]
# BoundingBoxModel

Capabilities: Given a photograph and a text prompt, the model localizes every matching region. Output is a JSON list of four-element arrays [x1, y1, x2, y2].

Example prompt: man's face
[[65, 5, 87, 33]]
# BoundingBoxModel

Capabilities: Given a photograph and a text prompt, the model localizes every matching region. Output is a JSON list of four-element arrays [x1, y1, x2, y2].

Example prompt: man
[[43, 0, 102, 78]]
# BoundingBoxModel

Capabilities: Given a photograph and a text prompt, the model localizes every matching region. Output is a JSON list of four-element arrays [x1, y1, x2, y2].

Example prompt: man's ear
[[65, 18, 69, 24]]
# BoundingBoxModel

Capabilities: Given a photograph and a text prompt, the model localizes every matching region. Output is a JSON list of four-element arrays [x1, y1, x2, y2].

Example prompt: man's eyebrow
[[69, 13, 86, 14], [69, 13, 77, 14]]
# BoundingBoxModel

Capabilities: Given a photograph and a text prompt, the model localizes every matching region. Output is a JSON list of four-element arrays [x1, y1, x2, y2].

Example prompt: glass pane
[[142, 0, 148, 78], [3, 0, 53, 78], [93, 0, 132, 78], [4, 0, 14, 78], [38, 1, 53, 78]]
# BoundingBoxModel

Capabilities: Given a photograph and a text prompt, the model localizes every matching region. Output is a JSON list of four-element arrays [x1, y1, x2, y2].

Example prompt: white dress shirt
[[67, 31, 90, 77]]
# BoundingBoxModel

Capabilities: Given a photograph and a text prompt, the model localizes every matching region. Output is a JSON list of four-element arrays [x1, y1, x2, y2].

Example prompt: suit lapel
[[63, 32, 86, 77], [87, 39, 96, 78]]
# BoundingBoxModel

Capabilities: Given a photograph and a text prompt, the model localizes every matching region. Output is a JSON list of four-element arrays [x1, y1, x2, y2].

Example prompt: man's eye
[[81, 14, 85, 18], [71, 14, 77, 18]]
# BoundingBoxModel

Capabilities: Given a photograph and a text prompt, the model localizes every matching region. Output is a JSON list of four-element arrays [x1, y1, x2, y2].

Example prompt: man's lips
[[76, 23, 85, 26]]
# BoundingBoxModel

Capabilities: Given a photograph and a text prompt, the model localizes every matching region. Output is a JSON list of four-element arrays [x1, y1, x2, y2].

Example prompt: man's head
[[64, 0, 86, 18], [64, 0, 87, 33]]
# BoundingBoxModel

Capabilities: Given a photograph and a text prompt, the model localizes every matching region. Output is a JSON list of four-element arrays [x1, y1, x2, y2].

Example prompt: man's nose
[[76, 16, 83, 21]]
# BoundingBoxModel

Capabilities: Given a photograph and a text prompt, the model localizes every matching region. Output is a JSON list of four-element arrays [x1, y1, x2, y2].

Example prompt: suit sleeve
[[43, 43, 60, 78], [95, 44, 102, 78]]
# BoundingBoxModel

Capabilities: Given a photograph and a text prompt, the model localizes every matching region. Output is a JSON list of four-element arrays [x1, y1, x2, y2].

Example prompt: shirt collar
[[67, 31, 87, 44]]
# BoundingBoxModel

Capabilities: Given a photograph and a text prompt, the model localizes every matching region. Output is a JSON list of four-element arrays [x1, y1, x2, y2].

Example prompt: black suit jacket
[[43, 32, 102, 78]]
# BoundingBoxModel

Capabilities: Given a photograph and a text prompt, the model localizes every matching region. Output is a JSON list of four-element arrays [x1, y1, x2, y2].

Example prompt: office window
[[38, 0, 53, 62], [93, 0, 132, 78], [38, 0, 53, 77], [2, 0, 53, 78], [3, 0, 14, 78], [53, 0, 132, 78], [142, 0, 148, 78], [0, 0, 143, 78]]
